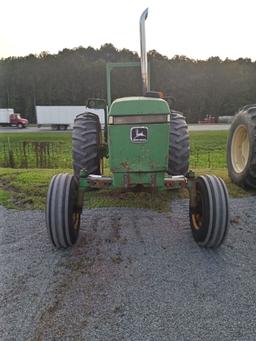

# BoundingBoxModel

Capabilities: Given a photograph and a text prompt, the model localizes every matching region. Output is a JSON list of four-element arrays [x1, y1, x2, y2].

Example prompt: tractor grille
[[109, 114, 169, 125]]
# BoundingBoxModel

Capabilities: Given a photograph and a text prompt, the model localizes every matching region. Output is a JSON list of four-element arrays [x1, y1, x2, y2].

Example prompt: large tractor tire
[[227, 105, 256, 189], [189, 175, 229, 248], [72, 112, 101, 180], [168, 111, 190, 175], [46, 173, 81, 248]]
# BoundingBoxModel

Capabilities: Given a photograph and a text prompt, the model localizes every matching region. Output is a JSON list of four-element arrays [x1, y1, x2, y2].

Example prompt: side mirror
[[164, 95, 175, 108], [87, 98, 106, 109]]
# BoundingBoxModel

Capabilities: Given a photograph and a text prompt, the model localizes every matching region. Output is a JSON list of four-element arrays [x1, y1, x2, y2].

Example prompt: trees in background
[[1, 44, 256, 123]]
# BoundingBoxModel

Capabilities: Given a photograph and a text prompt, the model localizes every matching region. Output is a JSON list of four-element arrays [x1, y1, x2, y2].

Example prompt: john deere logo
[[130, 127, 148, 143]]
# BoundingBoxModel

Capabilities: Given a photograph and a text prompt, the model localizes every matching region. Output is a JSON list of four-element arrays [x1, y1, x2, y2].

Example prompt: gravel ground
[[1, 197, 256, 341]]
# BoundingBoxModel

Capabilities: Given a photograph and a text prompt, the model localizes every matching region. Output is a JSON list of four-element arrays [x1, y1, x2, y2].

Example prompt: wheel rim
[[192, 190, 203, 230], [231, 124, 250, 173], [72, 211, 80, 230], [192, 213, 202, 230]]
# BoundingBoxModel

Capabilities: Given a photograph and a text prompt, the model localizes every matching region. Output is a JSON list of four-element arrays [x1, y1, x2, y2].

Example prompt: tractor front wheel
[[189, 175, 229, 248], [46, 173, 81, 248]]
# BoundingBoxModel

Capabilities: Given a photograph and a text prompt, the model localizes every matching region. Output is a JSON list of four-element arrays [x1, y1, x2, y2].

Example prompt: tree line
[[0, 43, 256, 123]]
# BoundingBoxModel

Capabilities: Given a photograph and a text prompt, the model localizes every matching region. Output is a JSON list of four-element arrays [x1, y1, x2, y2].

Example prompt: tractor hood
[[109, 97, 170, 116]]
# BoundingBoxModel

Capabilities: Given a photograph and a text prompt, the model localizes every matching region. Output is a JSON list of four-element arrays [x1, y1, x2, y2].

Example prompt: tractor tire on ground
[[168, 111, 189, 175], [227, 105, 256, 189], [72, 112, 101, 180], [189, 175, 229, 248], [46, 173, 81, 248]]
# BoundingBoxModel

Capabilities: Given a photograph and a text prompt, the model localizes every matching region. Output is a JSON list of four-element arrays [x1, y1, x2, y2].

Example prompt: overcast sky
[[1, 0, 256, 60]]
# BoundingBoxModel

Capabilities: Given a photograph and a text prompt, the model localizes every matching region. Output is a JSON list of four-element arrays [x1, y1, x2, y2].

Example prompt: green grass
[[0, 130, 254, 210], [0, 131, 72, 143], [0, 130, 228, 169], [0, 167, 253, 211], [189, 130, 228, 168], [0, 132, 72, 168], [0, 189, 14, 208], [0, 168, 61, 209], [0, 168, 188, 211]]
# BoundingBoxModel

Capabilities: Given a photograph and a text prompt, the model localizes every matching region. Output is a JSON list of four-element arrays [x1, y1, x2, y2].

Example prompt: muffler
[[140, 8, 149, 95]]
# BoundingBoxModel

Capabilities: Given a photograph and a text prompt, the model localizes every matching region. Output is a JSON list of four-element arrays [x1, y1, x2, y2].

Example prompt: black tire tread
[[72, 112, 101, 179], [190, 175, 229, 248], [168, 111, 190, 175], [227, 105, 256, 189], [46, 173, 80, 248], [205, 175, 227, 247]]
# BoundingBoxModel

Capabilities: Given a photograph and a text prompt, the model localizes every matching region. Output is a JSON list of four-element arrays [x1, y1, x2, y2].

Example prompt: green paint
[[107, 97, 170, 188], [109, 97, 170, 116], [109, 123, 169, 171]]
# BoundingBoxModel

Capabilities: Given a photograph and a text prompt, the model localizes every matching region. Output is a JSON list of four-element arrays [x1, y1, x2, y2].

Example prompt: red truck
[[0, 109, 29, 128], [198, 115, 217, 124]]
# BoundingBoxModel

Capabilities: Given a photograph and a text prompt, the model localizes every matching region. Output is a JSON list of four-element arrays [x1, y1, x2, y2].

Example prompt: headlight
[[108, 116, 114, 124]]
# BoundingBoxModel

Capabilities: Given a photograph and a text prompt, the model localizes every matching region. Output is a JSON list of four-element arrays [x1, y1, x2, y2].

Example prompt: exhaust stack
[[140, 8, 149, 95]]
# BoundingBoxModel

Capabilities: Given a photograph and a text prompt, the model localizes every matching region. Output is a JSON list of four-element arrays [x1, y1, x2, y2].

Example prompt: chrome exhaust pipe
[[140, 8, 149, 95]]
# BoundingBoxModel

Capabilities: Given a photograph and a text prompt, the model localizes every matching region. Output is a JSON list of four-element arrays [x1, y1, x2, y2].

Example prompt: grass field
[[189, 131, 228, 168], [0, 130, 254, 210], [0, 132, 71, 168], [0, 167, 252, 211], [0, 130, 227, 169]]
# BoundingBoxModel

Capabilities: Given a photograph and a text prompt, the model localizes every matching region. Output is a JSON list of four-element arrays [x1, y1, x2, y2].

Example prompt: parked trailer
[[0, 108, 29, 128], [198, 115, 217, 124], [36, 106, 105, 130], [218, 116, 234, 124]]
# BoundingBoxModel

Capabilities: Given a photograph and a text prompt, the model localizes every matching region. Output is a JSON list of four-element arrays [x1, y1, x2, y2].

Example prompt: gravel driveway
[[1, 197, 256, 341]]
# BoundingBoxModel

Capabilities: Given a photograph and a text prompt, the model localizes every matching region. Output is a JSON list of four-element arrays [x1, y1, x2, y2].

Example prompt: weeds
[[0, 130, 252, 210], [0, 131, 228, 169], [0, 133, 71, 168]]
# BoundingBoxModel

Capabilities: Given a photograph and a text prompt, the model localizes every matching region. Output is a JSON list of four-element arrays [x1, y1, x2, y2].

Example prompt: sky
[[1, 0, 256, 60]]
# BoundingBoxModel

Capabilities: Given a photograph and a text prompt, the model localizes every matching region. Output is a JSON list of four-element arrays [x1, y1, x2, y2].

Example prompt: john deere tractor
[[46, 9, 229, 249]]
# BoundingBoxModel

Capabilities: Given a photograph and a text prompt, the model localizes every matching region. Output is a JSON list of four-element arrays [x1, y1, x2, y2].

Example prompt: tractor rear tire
[[189, 175, 229, 248], [168, 111, 189, 175], [227, 105, 256, 189], [72, 112, 101, 180], [46, 173, 81, 248]]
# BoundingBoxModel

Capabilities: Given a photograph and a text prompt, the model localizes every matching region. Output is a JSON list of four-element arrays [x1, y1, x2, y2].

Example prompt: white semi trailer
[[36, 106, 105, 130], [218, 116, 234, 124]]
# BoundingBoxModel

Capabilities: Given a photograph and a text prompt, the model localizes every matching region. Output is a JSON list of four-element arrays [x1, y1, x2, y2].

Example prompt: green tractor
[[46, 9, 229, 249]]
